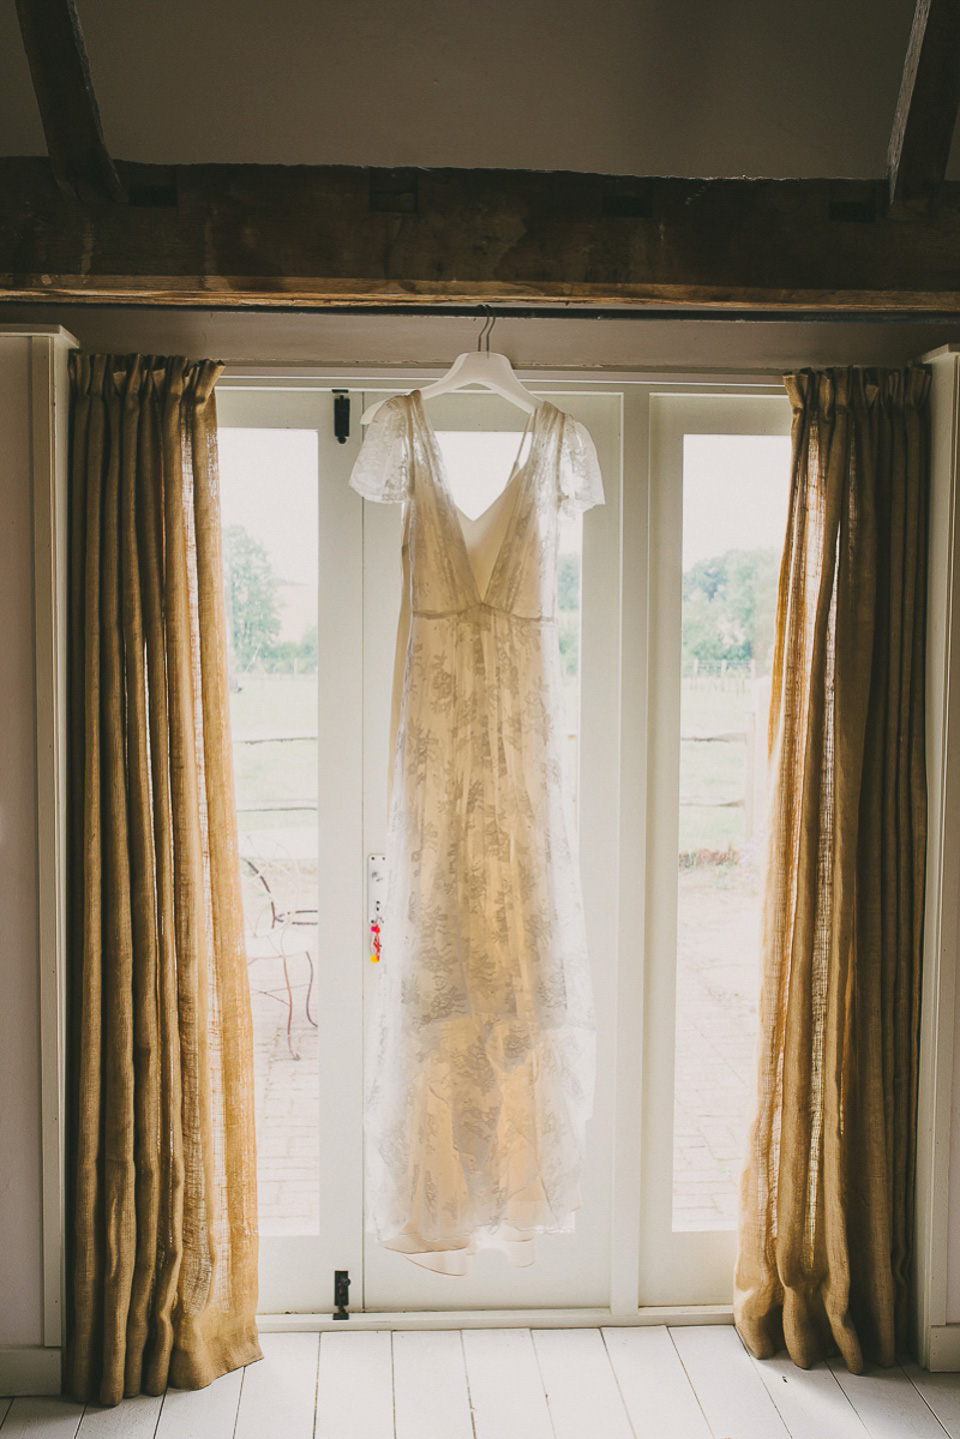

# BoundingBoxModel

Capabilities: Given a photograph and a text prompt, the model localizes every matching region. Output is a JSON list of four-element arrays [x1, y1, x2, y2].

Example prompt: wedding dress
[[350, 389, 603, 1274]]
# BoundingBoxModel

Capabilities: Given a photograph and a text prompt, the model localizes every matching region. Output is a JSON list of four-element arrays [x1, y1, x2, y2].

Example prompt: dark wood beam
[[14, 0, 123, 204], [887, 0, 960, 211], [3, 160, 960, 313]]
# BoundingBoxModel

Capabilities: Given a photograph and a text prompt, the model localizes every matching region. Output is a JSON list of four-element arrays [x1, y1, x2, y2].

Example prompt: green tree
[[683, 555, 726, 604], [681, 588, 726, 669], [725, 547, 780, 671], [557, 556, 580, 675], [681, 546, 781, 674], [263, 625, 319, 675], [223, 524, 281, 671], [558, 555, 580, 612]]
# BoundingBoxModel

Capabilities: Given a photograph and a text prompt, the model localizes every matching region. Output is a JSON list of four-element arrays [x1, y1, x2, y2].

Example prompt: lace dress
[[350, 389, 603, 1274]]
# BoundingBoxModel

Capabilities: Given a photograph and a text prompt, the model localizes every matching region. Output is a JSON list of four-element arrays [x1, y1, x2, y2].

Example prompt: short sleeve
[[558, 415, 604, 516], [349, 397, 412, 503]]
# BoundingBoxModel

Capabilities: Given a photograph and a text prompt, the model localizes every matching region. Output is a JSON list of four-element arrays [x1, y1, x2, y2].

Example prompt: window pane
[[672, 434, 791, 1231], [219, 427, 320, 1237]]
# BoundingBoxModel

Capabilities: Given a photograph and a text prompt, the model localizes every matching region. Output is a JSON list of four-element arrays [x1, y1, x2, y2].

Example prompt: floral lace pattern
[[350, 390, 603, 1274]]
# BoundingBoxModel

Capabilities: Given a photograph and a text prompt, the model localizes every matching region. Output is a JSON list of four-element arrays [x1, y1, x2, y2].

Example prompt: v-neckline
[[410, 389, 547, 603]]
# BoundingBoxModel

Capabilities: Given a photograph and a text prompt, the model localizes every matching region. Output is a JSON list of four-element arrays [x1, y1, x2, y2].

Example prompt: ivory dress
[[350, 390, 603, 1274]]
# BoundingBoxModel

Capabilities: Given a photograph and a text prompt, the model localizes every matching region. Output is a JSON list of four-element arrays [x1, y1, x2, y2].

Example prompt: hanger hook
[[485, 307, 497, 351], [476, 304, 496, 352]]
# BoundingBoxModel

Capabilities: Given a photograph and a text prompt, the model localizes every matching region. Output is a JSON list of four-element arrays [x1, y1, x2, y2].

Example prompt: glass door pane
[[219, 425, 322, 1237], [641, 391, 792, 1305], [673, 434, 791, 1231], [216, 387, 366, 1314]]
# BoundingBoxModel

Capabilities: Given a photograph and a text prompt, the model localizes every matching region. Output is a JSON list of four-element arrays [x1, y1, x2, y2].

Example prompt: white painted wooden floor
[[3, 1326, 960, 1438]]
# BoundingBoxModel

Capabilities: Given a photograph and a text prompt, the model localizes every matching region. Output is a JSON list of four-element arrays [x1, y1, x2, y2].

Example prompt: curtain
[[734, 366, 930, 1372], [66, 354, 261, 1405]]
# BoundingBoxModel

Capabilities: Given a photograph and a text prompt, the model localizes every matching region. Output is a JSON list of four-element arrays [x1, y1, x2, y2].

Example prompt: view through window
[[672, 433, 791, 1230], [219, 426, 321, 1237]]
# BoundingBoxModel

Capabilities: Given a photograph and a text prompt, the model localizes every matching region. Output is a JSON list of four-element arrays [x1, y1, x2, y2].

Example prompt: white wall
[[0, 337, 42, 1347]]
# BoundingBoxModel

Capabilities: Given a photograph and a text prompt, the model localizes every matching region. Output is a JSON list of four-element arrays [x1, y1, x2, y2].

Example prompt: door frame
[[216, 366, 795, 1327], [34, 358, 953, 1349], [213, 387, 367, 1314]]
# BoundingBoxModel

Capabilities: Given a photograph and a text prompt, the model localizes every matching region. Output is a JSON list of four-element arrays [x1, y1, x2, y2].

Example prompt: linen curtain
[[66, 354, 261, 1405], [735, 366, 930, 1372]]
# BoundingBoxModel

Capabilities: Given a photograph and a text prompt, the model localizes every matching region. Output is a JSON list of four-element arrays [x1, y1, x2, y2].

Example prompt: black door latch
[[333, 1269, 350, 1320], [333, 391, 350, 444]]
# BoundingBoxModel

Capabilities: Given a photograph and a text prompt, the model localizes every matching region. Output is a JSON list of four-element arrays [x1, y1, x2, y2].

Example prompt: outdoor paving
[[674, 866, 761, 1229], [248, 867, 762, 1237], [250, 948, 320, 1235]]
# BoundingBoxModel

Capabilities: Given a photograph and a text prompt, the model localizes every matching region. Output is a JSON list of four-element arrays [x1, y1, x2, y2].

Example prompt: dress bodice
[[349, 390, 604, 621]]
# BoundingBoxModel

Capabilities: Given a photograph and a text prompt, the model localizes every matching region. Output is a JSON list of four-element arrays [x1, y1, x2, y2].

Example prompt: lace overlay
[[350, 390, 603, 1274]]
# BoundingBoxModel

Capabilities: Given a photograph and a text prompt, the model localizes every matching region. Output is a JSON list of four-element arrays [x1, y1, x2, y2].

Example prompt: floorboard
[[462, 1329, 554, 1439], [76, 1395, 163, 1437], [392, 1331, 474, 1439], [602, 1325, 712, 1439], [0, 1398, 85, 1438], [670, 1324, 792, 1439], [748, 1350, 870, 1439], [315, 1331, 393, 1439], [153, 1368, 242, 1439], [4, 1327, 960, 1437], [234, 1333, 318, 1439], [533, 1328, 633, 1439], [829, 1359, 953, 1439], [903, 1363, 960, 1439]]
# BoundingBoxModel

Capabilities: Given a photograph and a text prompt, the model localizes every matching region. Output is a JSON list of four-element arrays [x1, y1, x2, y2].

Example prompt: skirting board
[[929, 1325, 960, 1372], [0, 1346, 62, 1396]]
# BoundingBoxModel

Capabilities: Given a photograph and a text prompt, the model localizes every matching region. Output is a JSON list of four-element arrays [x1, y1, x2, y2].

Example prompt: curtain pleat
[[734, 366, 930, 1372], [66, 354, 261, 1406]]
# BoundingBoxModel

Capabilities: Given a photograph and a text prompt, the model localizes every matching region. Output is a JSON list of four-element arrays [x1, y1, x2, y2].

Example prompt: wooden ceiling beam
[[887, 0, 960, 212], [3, 160, 960, 313], [14, 0, 124, 205]]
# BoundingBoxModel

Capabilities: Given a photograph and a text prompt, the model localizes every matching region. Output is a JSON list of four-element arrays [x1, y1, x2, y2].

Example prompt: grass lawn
[[230, 672, 319, 827], [679, 675, 769, 854], [228, 670, 771, 857]]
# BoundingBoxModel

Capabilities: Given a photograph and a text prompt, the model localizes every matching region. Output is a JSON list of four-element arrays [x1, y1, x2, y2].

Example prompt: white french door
[[215, 371, 790, 1320], [215, 387, 365, 1314]]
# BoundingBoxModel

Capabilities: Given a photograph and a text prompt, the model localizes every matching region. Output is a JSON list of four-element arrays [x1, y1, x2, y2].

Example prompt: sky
[[682, 434, 792, 569], [218, 427, 320, 588], [217, 426, 528, 562], [216, 425, 791, 596]]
